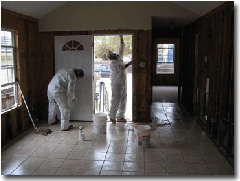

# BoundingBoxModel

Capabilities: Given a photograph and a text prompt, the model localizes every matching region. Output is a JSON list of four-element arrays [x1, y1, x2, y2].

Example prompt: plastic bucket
[[92, 112, 107, 134], [134, 125, 151, 147]]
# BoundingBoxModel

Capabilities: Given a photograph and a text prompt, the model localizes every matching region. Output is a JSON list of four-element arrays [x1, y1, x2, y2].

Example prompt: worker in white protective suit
[[47, 68, 84, 130], [106, 35, 132, 123]]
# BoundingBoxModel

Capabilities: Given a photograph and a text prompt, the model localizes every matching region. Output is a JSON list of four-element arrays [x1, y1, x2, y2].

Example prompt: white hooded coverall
[[48, 68, 77, 130], [109, 44, 127, 119]]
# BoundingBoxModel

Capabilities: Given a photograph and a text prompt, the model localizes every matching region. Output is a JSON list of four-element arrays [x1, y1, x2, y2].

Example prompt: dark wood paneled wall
[[1, 8, 41, 145], [182, 24, 196, 114], [152, 27, 182, 39], [133, 31, 152, 122], [181, 2, 234, 164]]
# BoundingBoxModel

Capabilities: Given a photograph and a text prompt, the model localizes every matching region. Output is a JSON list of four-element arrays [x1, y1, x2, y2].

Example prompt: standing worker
[[106, 35, 132, 123], [48, 68, 84, 130]]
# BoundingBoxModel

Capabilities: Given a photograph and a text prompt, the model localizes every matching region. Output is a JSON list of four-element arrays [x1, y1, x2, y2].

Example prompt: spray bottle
[[79, 126, 85, 141]]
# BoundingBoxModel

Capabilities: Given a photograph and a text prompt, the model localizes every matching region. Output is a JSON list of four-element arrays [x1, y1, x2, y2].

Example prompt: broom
[[16, 78, 52, 136]]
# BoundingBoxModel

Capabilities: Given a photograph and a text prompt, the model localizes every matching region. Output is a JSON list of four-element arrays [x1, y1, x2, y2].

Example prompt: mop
[[16, 79, 52, 136]]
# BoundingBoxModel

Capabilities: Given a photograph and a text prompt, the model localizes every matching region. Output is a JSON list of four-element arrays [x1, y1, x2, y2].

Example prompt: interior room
[[1, 1, 235, 176]]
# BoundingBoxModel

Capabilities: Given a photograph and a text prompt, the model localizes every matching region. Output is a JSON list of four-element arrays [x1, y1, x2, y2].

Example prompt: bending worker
[[106, 35, 132, 123], [48, 68, 84, 130]]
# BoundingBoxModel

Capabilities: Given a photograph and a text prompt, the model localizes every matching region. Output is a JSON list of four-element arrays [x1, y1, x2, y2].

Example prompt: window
[[1, 30, 17, 112], [156, 44, 175, 74], [62, 40, 84, 51]]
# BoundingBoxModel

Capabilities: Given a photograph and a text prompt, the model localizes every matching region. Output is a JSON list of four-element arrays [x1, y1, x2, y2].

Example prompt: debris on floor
[[33, 127, 52, 136], [154, 119, 171, 126]]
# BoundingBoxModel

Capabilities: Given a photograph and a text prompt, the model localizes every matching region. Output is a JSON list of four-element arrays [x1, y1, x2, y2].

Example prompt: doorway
[[152, 86, 178, 103], [152, 38, 180, 104], [93, 35, 133, 121]]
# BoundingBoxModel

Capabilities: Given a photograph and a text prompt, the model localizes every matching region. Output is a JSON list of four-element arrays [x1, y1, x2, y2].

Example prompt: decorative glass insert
[[156, 44, 175, 74], [1, 30, 18, 112], [62, 40, 84, 51]]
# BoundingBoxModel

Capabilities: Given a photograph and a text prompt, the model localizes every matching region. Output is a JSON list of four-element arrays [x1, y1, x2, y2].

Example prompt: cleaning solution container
[[79, 126, 85, 141], [134, 125, 151, 147], [92, 112, 107, 134]]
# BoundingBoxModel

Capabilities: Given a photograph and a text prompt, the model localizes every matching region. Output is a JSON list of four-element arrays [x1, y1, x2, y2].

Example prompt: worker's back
[[48, 68, 75, 93], [110, 44, 127, 87], [110, 59, 127, 87]]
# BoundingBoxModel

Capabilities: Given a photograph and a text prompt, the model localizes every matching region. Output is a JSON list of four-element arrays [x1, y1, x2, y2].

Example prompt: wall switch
[[139, 58, 146, 67], [139, 62, 145, 67], [204, 56, 208, 62]]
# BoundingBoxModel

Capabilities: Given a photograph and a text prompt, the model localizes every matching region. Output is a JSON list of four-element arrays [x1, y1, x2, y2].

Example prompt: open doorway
[[152, 86, 178, 103], [152, 38, 180, 104], [93, 35, 133, 121]]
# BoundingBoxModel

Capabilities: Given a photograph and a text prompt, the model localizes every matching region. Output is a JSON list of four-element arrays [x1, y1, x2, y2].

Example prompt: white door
[[54, 35, 93, 121]]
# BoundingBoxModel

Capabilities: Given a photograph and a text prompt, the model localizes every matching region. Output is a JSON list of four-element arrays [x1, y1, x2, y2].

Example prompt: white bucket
[[134, 125, 151, 147], [92, 112, 107, 134]]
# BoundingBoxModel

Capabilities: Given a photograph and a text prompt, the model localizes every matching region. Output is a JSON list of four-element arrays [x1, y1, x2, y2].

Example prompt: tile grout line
[[9, 132, 52, 175], [77, 122, 100, 175], [122, 127, 130, 175], [33, 128, 70, 175], [35, 129, 75, 175]]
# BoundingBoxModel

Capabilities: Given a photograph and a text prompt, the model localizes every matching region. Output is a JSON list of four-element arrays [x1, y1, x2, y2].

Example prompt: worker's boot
[[51, 117, 60, 125], [117, 118, 127, 122], [62, 125, 74, 131], [110, 118, 116, 123]]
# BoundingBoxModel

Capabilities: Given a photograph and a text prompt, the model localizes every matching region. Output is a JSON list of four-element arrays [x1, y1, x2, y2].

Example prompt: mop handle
[[16, 79, 36, 129]]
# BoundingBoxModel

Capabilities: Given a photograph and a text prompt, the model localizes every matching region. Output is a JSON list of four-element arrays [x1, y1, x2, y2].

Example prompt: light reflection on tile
[[1, 103, 233, 176]]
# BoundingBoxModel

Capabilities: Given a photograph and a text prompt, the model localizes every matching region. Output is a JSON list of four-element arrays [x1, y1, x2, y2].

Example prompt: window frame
[[156, 44, 175, 74], [1, 29, 18, 113]]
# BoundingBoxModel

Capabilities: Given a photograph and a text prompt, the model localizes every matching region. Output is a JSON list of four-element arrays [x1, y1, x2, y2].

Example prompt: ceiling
[[1, 1, 68, 19], [152, 1, 225, 27], [1, 1, 225, 27], [173, 1, 225, 16]]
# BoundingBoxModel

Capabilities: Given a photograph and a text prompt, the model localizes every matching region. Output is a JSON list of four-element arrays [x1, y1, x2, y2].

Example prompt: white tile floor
[[1, 103, 234, 176]]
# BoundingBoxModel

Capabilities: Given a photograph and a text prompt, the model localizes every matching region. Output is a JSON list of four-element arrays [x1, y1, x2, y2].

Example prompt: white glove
[[72, 97, 77, 102]]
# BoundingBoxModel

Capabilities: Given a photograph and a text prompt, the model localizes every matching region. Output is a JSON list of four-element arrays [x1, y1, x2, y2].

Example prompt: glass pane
[[1, 84, 16, 111], [157, 63, 174, 74], [1, 69, 8, 84], [1, 47, 7, 66], [6, 48, 14, 65], [0, 68, 14, 84], [156, 44, 175, 74], [1, 48, 14, 66], [8, 68, 15, 82], [157, 44, 174, 48], [1, 31, 12, 46], [168, 49, 174, 56]]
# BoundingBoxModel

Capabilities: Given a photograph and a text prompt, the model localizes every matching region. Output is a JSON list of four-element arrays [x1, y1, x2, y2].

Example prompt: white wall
[[39, 1, 198, 32]]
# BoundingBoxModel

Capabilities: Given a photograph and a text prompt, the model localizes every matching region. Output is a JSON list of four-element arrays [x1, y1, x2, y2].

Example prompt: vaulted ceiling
[[1, 1, 226, 29], [1, 1, 225, 18], [1, 1, 67, 18]]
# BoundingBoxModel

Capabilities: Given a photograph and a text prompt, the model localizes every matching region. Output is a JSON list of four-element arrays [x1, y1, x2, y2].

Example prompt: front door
[[54, 35, 93, 121]]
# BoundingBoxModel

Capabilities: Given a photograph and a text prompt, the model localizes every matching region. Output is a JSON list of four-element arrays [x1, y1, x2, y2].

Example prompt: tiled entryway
[[1, 103, 234, 175]]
